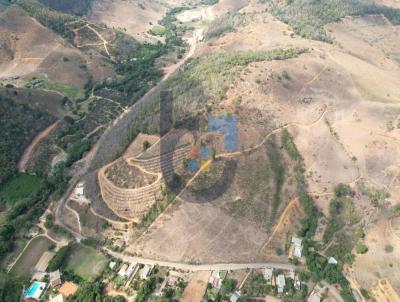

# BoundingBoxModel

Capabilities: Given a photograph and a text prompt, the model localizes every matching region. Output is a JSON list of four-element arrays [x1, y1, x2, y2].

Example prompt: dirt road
[[104, 249, 299, 272], [18, 121, 59, 172]]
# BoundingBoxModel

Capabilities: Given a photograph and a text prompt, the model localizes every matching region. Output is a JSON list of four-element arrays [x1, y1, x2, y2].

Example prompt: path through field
[[17, 121, 59, 172]]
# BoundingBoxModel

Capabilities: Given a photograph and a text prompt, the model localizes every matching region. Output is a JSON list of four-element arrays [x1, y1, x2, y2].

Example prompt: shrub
[[385, 244, 394, 253], [355, 243, 368, 254]]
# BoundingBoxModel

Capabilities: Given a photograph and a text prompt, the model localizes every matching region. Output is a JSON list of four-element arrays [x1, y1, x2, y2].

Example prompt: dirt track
[[17, 121, 59, 172]]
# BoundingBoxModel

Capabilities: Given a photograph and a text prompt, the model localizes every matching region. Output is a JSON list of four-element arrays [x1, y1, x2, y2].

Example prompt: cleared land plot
[[65, 244, 108, 280], [10, 235, 54, 278], [353, 216, 400, 293], [180, 271, 211, 302]]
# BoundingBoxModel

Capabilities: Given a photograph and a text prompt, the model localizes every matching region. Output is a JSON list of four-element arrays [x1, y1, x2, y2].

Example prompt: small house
[[75, 183, 84, 197], [328, 257, 338, 265], [109, 261, 116, 270], [209, 271, 223, 289], [277, 274, 286, 294], [49, 294, 64, 302], [126, 262, 137, 279], [49, 270, 62, 288], [291, 236, 303, 258], [263, 268, 274, 285], [114, 239, 125, 250], [230, 291, 241, 302], [140, 264, 153, 280], [118, 264, 128, 277]]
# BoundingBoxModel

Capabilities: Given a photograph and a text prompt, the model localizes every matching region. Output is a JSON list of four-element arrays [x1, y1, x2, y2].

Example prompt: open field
[[353, 215, 400, 293], [65, 244, 108, 280], [180, 271, 211, 302], [0, 173, 42, 203], [9, 235, 54, 278]]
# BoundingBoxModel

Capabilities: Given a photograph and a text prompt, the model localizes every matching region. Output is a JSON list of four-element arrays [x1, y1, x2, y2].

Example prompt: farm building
[[277, 274, 286, 294], [24, 281, 47, 302]]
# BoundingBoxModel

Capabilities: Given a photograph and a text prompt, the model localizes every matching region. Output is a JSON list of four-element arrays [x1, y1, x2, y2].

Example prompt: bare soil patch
[[180, 271, 211, 302]]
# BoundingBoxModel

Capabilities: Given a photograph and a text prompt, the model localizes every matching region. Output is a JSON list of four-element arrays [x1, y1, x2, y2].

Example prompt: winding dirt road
[[18, 121, 59, 172]]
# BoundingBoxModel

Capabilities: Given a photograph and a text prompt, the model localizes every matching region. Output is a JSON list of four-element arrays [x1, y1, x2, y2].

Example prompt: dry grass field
[[0, 6, 113, 89], [353, 215, 400, 293], [180, 271, 211, 302]]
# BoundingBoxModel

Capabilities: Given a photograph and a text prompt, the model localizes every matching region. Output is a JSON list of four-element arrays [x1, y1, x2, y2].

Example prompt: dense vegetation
[[47, 243, 72, 271], [38, 0, 92, 15], [0, 270, 25, 302], [0, 96, 55, 184], [272, 0, 400, 42], [17, 0, 80, 41]]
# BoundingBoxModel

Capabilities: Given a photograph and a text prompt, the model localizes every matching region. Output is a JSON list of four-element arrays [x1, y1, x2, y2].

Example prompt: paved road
[[105, 249, 299, 272]]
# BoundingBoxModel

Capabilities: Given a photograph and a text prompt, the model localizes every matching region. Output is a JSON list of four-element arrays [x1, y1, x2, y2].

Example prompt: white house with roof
[[230, 291, 241, 302], [291, 236, 303, 258], [140, 264, 153, 280], [118, 264, 128, 277], [328, 257, 338, 265], [277, 274, 286, 294], [126, 262, 137, 279], [209, 271, 223, 289]]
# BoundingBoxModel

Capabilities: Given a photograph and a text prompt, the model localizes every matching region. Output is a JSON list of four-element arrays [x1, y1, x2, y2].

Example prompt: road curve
[[105, 249, 299, 272]]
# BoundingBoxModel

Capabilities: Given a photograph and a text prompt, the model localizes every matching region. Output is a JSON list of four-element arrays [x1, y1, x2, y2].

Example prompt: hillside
[[1, 0, 400, 301]]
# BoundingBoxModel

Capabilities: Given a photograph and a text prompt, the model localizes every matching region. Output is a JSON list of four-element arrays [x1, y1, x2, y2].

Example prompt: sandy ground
[[88, 0, 168, 41], [353, 216, 400, 292], [128, 198, 270, 263], [180, 271, 211, 302]]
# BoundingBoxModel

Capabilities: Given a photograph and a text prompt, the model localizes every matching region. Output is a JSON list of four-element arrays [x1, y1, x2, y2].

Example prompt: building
[[109, 261, 117, 270], [114, 239, 125, 250], [126, 262, 137, 279], [230, 291, 241, 302], [49, 270, 62, 288], [118, 264, 128, 277], [328, 257, 338, 265], [277, 274, 286, 294], [49, 294, 64, 302], [24, 281, 47, 302], [263, 268, 274, 285], [209, 271, 224, 289], [75, 183, 84, 197], [291, 236, 303, 258], [140, 264, 153, 280]]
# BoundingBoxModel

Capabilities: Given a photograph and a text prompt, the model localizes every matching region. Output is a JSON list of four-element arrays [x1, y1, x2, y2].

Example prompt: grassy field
[[44, 80, 81, 100], [0, 173, 42, 204], [65, 244, 108, 280], [10, 235, 53, 278]]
